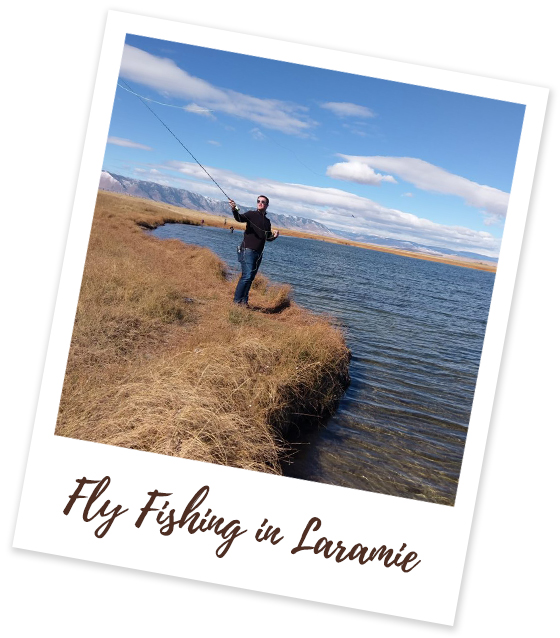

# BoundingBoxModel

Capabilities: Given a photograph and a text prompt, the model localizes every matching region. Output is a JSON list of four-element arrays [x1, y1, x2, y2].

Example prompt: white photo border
[[13, 11, 548, 626]]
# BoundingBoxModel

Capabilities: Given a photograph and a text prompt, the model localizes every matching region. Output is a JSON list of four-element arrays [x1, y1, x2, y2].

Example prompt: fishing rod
[[118, 79, 231, 201], [117, 79, 277, 253]]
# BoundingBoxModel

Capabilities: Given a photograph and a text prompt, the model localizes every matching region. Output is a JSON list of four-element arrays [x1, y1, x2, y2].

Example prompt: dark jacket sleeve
[[266, 231, 277, 242], [232, 206, 248, 223]]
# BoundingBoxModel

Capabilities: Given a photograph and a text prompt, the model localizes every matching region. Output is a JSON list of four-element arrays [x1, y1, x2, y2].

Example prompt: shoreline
[[101, 190, 497, 273]]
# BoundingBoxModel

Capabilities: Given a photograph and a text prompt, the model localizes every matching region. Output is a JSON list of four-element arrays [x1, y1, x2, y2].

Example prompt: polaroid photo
[[13, 10, 548, 625]]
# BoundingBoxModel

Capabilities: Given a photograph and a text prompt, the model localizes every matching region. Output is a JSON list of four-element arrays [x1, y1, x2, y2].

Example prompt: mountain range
[[333, 230, 498, 263]]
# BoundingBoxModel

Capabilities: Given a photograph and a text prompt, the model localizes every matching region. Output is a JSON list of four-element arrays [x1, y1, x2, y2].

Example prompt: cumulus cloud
[[120, 45, 315, 136], [108, 136, 152, 150], [321, 102, 376, 118], [162, 160, 501, 256], [338, 155, 510, 218], [326, 161, 397, 186]]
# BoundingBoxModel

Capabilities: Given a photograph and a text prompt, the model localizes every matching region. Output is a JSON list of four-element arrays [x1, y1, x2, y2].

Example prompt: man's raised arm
[[229, 199, 247, 223]]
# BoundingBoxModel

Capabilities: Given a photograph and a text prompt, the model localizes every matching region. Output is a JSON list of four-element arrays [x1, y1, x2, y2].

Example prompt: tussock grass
[[56, 191, 350, 474]]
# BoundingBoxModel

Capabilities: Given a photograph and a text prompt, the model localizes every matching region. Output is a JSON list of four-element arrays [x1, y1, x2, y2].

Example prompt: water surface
[[151, 224, 495, 504]]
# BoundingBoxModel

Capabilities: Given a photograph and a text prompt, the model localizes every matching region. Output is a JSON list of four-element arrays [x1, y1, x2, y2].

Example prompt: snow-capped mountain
[[99, 171, 337, 237]]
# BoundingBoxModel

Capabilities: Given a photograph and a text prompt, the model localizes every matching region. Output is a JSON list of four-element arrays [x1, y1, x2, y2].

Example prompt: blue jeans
[[234, 247, 263, 304]]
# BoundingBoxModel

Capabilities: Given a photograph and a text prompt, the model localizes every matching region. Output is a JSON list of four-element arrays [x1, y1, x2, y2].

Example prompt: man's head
[[257, 195, 269, 212]]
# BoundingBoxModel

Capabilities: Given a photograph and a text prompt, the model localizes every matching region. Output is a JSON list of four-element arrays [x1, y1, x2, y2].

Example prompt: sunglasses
[[257, 199, 267, 204]]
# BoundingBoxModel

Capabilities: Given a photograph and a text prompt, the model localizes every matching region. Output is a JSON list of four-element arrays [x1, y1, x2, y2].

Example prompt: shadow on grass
[[248, 298, 291, 314]]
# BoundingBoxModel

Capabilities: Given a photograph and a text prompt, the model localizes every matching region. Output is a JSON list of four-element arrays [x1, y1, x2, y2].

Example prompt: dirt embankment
[[55, 190, 350, 474]]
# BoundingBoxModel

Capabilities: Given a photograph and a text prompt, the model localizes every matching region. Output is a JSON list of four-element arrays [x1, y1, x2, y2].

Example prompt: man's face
[[257, 197, 268, 212]]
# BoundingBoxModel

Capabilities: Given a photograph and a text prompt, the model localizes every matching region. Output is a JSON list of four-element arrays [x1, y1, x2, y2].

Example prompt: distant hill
[[333, 229, 499, 263], [99, 172, 338, 237]]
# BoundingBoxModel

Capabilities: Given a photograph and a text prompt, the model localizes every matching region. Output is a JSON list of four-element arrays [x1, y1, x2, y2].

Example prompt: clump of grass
[[228, 306, 258, 326], [248, 275, 292, 313], [56, 191, 350, 474]]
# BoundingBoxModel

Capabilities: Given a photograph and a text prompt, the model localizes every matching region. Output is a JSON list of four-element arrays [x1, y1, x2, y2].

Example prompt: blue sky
[[103, 35, 525, 257]]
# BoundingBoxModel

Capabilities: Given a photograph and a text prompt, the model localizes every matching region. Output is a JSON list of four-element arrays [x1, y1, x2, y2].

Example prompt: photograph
[[7, 3, 555, 635], [55, 33, 525, 507]]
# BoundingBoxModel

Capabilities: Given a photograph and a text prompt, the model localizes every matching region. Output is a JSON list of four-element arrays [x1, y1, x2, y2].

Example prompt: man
[[229, 195, 279, 305]]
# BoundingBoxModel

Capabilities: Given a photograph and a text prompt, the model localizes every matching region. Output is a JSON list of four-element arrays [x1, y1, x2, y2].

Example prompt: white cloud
[[108, 136, 152, 150], [402, 192, 414, 197], [483, 212, 502, 226], [321, 102, 376, 118], [162, 160, 501, 256], [134, 167, 163, 177], [326, 161, 397, 186], [341, 123, 371, 137], [184, 103, 215, 118], [208, 140, 221, 146], [134, 167, 161, 174], [120, 45, 315, 136], [338, 155, 510, 218], [251, 128, 266, 141]]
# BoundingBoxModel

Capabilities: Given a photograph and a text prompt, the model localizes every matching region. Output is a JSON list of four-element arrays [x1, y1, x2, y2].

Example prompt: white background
[[3, 1, 557, 636]]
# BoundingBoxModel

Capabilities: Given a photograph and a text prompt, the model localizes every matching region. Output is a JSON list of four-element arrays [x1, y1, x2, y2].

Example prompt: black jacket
[[233, 208, 277, 252]]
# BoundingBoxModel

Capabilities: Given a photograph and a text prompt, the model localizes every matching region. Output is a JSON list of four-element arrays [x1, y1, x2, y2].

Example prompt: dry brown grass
[[55, 191, 350, 474]]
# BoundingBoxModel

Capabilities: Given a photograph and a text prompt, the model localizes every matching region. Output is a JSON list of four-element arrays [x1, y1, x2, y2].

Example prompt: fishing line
[[117, 82, 214, 112]]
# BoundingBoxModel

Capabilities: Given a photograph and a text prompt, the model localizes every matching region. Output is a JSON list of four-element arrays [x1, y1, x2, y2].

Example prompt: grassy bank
[[55, 191, 350, 474]]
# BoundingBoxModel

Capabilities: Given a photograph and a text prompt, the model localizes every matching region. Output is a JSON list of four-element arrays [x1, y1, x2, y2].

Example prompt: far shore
[[103, 191, 497, 273]]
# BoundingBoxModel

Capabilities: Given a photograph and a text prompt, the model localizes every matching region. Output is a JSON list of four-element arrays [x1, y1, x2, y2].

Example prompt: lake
[[151, 224, 495, 505]]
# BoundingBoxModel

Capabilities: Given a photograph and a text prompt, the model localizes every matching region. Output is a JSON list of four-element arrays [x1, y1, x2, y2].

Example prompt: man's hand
[[228, 199, 237, 211], [273, 230, 280, 239]]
